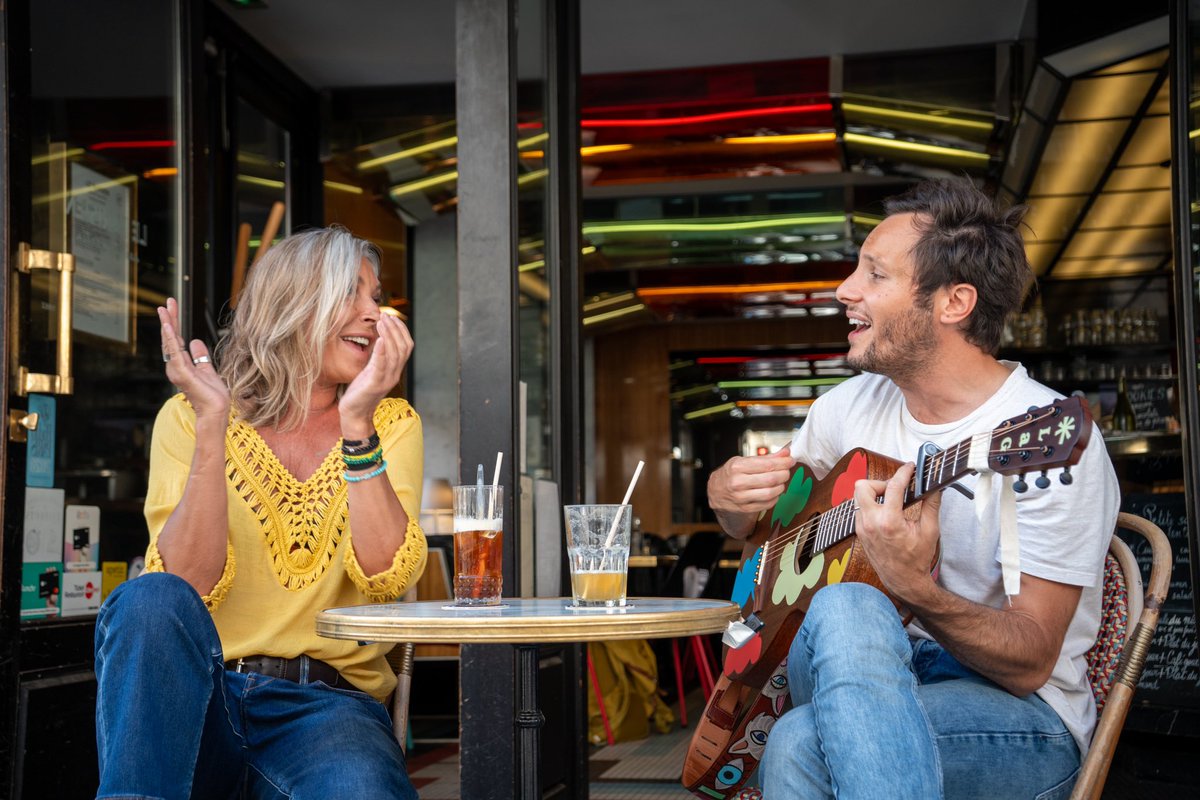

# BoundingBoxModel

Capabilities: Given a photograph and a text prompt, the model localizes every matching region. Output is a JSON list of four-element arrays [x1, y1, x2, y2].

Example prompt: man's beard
[[846, 302, 937, 383]]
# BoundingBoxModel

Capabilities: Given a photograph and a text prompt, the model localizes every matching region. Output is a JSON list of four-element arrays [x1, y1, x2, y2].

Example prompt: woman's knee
[[97, 572, 212, 651]]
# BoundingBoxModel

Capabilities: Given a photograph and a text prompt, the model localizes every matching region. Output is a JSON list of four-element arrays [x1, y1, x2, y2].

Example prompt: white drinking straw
[[604, 460, 644, 548], [488, 452, 503, 518]]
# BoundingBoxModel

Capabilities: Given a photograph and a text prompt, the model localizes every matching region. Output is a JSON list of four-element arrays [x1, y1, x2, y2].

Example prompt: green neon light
[[683, 402, 737, 420], [669, 384, 717, 401]]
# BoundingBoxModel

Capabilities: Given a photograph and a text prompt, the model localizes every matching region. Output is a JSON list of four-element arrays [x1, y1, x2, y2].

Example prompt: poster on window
[[69, 162, 131, 343]]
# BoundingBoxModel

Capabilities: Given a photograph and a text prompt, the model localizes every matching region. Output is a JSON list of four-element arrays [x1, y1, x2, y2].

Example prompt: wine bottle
[[1112, 375, 1137, 433]]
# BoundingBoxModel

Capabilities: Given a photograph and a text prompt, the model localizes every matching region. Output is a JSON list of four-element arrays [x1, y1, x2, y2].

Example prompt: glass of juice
[[452, 485, 503, 606], [563, 504, 631, 608]]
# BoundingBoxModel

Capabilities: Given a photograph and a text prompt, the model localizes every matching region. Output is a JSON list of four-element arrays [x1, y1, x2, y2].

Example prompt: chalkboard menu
[[1120, 493, 1199, 730], [1125, 380, 1174, 432]]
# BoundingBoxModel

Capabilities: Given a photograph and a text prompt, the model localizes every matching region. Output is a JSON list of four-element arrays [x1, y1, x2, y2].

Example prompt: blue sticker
[[730, 547, 762, 607], [26, 394, 56, 488]]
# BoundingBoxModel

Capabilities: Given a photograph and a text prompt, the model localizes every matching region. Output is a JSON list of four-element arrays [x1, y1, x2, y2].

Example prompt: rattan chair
[[1070, 512, 1172, 800]]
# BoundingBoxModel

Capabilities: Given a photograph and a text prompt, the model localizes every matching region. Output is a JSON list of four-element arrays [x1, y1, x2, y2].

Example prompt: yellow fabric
[[143, 394, 427, 701], [587, 641, 675, 745]]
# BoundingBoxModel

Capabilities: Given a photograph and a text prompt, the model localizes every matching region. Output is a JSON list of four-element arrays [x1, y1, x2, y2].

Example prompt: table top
[[316, 597, 739, 644]]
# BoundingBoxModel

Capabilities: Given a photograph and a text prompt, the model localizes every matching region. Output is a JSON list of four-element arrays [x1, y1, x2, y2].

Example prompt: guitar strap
[[968, 432, 1021, 600]]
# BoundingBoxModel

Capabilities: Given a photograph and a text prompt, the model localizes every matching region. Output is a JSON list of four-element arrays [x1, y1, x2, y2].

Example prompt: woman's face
[[319, 259, 382, 387]]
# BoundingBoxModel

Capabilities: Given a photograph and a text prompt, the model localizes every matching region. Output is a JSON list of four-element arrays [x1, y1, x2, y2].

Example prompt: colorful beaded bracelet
[[344, 460, 387, 483], [342, 447, 383, 466]]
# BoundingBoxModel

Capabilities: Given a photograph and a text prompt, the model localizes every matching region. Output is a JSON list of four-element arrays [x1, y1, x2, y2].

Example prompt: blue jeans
[[94, 572, 417, 800], [761, 583, 1080, 800]]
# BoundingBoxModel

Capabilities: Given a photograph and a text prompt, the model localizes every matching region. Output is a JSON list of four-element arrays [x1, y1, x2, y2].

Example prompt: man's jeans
[[94, 572, 417, 800], [761, 583, 1081, 799]]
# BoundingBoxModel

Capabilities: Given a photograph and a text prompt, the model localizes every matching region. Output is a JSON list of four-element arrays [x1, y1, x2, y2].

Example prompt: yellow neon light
[[519, 244, 596, 273], [238, 174, 286, 189], [143, 167, 179, 179], [390, 171, 458, 198], [35, 174, 137, 205], [722, 133, 837, 145], [323, 179, 364, 194], [582, 214, 845, 236], [582, 303, 646, 326], [843, 133, 990, 162], [32, 148, 85, 165], [583, 290, 635, 312], [359, 136, 459, 171], [842, 102, 994, 132]]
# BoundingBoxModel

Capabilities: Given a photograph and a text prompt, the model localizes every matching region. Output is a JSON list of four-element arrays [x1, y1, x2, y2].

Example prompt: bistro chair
[[661, 531, 724, 726], [1070, 512, 1172, 800]]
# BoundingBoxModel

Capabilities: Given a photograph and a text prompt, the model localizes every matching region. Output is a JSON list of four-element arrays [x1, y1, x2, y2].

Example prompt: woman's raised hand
[[339, 313, 413, 425], [158, 297, 230, 423]]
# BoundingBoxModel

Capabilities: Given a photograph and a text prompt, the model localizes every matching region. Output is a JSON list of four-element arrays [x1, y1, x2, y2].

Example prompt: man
[[708, 178, 1118, 798]]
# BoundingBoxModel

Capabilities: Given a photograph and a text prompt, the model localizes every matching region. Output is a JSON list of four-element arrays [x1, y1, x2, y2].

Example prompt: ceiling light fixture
[[582, 303, 646, 326], [683, 402, 738, 420], [841, 102, 994, 132], [843, 132, 990, 163], [637, 280, 843, 299]]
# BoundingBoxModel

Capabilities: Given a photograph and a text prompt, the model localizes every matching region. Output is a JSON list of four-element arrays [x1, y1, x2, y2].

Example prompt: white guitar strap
[[968, 432, 1021, 602]]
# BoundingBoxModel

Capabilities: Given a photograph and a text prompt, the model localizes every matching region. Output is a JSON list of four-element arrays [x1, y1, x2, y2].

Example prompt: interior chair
[[1070, 511, 1172, 800], [660, 531, 725, 726]]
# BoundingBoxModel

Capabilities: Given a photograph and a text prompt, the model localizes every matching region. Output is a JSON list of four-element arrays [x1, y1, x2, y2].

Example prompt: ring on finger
[[193, 355, 211, 365], [163, 353, 171, 362]]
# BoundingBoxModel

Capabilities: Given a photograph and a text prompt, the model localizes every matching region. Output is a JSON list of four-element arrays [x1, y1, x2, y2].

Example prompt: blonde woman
[[94, 227, 425, 800]]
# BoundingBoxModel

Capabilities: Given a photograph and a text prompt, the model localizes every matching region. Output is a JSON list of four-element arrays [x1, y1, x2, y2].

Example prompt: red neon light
[[91, 140, 176, 151], [582, 103, 832, 128], [517, 103, 833, 130]]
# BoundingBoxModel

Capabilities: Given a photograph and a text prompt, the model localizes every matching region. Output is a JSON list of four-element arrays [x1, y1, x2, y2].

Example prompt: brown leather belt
[[225, 654, 349, 689]]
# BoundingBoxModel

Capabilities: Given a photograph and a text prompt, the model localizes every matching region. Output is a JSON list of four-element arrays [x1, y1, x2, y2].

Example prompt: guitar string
[[751, 408, 1071, 574]]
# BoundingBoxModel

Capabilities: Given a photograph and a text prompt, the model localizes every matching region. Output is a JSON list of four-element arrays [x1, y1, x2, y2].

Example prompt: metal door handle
[[11, 242, 75, 395]]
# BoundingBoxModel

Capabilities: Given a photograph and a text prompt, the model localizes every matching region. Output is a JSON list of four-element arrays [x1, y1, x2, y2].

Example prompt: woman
[[94, 227, 426, 800]]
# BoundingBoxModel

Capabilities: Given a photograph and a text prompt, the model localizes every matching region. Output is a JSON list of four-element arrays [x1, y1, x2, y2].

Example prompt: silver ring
[[193, 355, 211, 365], [163, 353, 171, 362]]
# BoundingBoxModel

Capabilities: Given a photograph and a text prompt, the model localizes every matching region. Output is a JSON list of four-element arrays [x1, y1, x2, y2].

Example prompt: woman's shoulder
[[373, 397, 420, 433]]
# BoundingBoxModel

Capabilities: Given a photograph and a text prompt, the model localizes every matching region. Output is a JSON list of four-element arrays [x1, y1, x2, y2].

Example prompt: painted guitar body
[[682, 397, 1091, 799], [682, 449, 906, 797]]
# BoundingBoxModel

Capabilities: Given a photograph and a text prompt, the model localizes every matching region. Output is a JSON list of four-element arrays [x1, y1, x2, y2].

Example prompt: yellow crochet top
[[143, 394, 427, 701]]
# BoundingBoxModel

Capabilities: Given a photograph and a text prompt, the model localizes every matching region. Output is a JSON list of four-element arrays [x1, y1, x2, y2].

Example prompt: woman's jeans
[[94, 572, 417, 800], [761, 583, 1081, 800]]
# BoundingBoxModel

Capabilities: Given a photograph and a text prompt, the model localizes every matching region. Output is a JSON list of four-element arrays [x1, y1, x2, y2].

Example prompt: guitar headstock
[[989, 396, 1092, 476]]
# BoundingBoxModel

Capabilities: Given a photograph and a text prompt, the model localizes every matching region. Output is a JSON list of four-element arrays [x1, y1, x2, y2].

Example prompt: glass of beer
[[452, 485, 504, 606], [564, 504, 631, 608]]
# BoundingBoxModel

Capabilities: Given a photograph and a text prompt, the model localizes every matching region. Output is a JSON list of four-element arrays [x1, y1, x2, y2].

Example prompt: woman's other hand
[[339, 313, 413, 426], [158, 297, 230, 423]]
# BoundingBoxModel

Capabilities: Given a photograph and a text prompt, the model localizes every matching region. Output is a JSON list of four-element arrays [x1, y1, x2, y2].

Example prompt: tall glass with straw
[[452, 454, 504, 606], [564, 461, 643, 609]]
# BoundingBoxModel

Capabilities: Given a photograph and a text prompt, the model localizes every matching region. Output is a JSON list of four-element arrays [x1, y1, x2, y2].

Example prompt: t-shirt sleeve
[[343, 398, 429, 601], [789, 388, 846, 479], [142, 394, 236, 609]]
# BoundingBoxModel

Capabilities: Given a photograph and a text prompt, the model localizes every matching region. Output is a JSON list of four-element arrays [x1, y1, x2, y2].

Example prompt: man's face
[[835, 213, 937, 382]]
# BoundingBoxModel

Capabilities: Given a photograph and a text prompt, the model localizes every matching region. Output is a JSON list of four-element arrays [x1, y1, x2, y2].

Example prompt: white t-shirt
[[788, 363, 1119, 755]]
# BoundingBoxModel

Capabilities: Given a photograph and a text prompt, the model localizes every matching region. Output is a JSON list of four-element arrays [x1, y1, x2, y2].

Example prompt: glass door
[[2, 1, 183, 796]]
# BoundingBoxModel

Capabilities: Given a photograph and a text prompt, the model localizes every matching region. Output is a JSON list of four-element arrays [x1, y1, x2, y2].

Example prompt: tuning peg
[[1027, 405, 1039, 413], [1013, 475, 1029, 493], [1059, 466, 1073, 486], [1035, 471, 1050, 490]]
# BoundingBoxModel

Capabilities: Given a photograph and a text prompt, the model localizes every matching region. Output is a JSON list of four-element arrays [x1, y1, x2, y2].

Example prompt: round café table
[[317, 597, 738, 800]]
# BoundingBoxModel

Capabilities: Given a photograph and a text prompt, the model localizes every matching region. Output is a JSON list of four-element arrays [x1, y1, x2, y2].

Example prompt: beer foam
[[454, 517, 503, 532]]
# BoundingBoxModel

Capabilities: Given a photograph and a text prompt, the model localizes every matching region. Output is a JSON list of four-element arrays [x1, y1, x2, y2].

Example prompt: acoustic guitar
[[682, 396, 1093, 799]]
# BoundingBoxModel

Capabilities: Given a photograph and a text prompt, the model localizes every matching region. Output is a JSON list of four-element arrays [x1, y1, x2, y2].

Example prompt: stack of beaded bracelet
[[342, 431, 387, 483]]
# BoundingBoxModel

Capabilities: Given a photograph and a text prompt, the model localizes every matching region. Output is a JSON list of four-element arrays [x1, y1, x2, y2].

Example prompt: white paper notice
[[24, 487, 65, 563], [69, 162, 131, 342]]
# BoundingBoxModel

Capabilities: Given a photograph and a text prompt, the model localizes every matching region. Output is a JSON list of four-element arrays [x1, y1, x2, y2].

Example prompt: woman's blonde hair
[[216, 226, 381, 430]]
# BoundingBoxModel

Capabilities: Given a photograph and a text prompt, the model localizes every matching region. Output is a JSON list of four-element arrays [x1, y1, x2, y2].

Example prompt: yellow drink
[[571, 570, 627, 606]]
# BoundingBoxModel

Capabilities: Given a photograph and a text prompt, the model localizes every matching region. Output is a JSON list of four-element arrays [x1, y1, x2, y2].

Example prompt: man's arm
[[707, 449, 795, 539], [854, 463, 1081, 696]]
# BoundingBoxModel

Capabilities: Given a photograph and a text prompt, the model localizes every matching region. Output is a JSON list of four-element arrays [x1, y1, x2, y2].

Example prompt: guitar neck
[[813, 438, 974, 554]]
